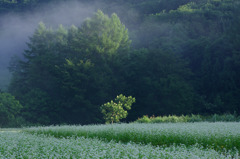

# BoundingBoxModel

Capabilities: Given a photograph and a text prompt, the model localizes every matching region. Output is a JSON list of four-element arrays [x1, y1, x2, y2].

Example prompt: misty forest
[[0, 0, 240, 127]]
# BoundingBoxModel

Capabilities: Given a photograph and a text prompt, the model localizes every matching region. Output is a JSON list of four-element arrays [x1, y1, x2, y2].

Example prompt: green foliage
[[0, 92, 23, 127], [76, 10, 131, 58], [57, 59, 100, 124], [208, 113, 240, 122], [9, 11, 131, 125], [9, 22, 68, 124], [101, 94, 135, 123], [135, 114, 240, 123], [6, 0, 240, 125], [188, 114, 203, 122], [136, 115, 194, 123], [135, 115, 151, 123], [122, 49, 195, 119], [0, 69, 11, 91]]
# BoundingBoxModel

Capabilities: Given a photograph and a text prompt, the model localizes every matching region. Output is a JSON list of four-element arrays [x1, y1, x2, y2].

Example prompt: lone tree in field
[[101, 94, 135, 124]]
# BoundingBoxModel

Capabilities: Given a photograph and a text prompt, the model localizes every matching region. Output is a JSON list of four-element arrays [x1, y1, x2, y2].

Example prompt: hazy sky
[[0, 1, 98, 66]]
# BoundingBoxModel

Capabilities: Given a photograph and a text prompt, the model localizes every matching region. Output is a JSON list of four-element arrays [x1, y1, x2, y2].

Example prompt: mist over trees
[[0, 0, 240, 125]]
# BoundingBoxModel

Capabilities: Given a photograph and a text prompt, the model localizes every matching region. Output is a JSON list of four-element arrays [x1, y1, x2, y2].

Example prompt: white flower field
[[1, 122, 240, 158]]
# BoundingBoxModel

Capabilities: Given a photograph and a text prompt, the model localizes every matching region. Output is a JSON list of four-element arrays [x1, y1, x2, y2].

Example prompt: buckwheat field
[[0, 122, 239, 158]]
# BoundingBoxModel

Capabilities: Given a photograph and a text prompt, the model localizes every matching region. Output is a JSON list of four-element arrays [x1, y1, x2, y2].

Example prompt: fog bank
[[0, 1, 98, 90]]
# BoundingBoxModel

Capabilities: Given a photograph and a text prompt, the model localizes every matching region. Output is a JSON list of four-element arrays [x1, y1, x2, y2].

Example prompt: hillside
[[0, 0, 239, 125]]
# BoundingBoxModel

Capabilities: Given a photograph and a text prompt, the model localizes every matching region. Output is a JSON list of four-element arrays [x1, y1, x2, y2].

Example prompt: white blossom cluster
[[0, 132, 238, 159]]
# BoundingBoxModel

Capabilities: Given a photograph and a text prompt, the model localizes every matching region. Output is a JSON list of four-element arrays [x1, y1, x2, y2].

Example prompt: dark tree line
[[2, 0, 240, 125]]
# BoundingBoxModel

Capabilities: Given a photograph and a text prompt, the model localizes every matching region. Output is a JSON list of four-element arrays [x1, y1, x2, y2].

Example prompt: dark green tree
[[9, 10, 131, 124], [56, 10, 131, 124], [0, 92, 23, 127], [68, 10, 130, 61], [9, 22, 68, 124]]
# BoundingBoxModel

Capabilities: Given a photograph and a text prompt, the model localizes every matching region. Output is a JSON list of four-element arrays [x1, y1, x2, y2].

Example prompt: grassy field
[[24, 122, 240, 152], [0, 131, 236, 158], [0, 122, 239, 158]]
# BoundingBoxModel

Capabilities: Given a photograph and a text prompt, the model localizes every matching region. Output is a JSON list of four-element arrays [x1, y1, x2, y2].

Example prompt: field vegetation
[[135, 114, 240, 123], [0, 131, 237, 158], [23, 122, 240, 153]]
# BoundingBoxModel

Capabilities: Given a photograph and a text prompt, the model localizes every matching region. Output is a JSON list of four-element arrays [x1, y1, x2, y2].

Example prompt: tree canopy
[[0, 92, 23, 127]]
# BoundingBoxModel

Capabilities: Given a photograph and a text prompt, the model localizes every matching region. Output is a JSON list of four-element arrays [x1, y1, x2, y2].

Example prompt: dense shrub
[[135, 114, 239, 123]]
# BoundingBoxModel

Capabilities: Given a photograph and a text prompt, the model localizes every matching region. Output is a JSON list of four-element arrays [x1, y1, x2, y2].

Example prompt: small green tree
[[100, 94, 135, 124]]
